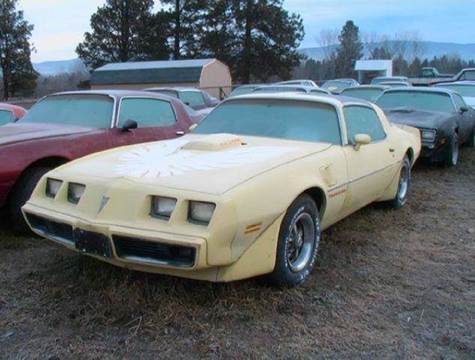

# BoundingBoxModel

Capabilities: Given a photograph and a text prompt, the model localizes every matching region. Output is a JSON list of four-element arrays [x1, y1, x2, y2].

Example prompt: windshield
[[376, 91, 455, 113], [179, 91, 205, 108], [322, 81, 351, 91], [194, 99, 341, 144], [436, 85, 475, 98], [21, 94, 114, 128], [342, 88, 383, 101], [253, 86, 307, 94], [230, 87, 256, 97]]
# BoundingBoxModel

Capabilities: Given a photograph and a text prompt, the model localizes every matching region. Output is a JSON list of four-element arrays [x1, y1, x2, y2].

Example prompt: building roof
[[91, 59, 217, 86], [355, 60, 392, 71]]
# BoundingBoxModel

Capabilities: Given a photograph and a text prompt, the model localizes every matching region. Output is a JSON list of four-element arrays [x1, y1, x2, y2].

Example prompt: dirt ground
[[1, 148, 474, 359]]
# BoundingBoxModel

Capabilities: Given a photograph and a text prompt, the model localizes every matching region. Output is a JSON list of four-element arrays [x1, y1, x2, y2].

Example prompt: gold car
[[23, 93, 421, 286]]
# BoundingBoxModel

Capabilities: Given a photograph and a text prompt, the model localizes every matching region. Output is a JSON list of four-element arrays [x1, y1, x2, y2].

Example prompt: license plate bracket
[[74, 229, 112, 258]]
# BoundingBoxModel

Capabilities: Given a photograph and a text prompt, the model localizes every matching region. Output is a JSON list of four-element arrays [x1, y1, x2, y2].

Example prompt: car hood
[[383, 108, 454, 129], [54, 133, 332, 195], [0, 122, 96, 146]]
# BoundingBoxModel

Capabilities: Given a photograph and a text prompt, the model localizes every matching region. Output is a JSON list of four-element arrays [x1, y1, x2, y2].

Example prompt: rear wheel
[[445, 133, 459, 167], [268, 194, 321, 287], [8, 166, 51, 234], [388, 156, 411, 209]]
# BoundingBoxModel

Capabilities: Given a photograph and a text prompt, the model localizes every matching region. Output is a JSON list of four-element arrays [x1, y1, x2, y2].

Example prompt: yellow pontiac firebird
[[23, 93, 421, 286]]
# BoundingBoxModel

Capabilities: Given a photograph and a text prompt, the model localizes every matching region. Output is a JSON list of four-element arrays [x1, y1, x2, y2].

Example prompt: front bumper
[[420, 137, 450, 162], [22, 203, 210, 274]]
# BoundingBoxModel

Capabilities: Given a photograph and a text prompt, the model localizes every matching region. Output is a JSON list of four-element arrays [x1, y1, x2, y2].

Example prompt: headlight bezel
[[67, 182, 86, 204], [45, 178, 63, 199], [420, 128, 437, 143], [188, 201, 216, 226], [150, 196, 177, 220]]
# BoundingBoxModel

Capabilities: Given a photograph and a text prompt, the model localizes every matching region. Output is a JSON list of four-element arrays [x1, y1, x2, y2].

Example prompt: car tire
[[445, 132, 459, 167], [467, 129, 475, 148], [388, 155, 411, 209], [268, 194, 321, 287], [8, 166, 51, 234]]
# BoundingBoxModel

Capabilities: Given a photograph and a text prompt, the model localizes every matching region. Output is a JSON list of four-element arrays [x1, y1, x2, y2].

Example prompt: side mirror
[[121, 119, 138, 132], [460, 106, 469, 113], [353, 133, 371, 150]]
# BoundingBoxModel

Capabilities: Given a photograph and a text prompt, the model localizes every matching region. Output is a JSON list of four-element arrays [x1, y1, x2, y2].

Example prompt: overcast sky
[[18, 0, 475, 63]]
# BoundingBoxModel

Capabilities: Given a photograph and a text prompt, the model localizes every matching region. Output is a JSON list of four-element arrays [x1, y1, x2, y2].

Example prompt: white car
[[434, 81, 475, 109], [275, 80, 319, 88]]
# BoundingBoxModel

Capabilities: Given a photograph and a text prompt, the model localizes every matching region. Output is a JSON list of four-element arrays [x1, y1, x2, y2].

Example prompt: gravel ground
[[0, 147, 474, 359]]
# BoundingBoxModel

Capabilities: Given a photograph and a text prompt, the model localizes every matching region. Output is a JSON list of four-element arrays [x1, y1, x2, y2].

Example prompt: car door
[[112, 97, 184, 147], [452, 93, 474, 142], [341, 105, 397, 213]]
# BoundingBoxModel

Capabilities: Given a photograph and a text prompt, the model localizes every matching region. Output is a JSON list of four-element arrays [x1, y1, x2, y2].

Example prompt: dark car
[[376, 88, 475, 166], [0, 103, 27, 125], [0, 90, 200, 232], [340, 85, 389, 102], [144, 87, 219, 112], [251, 84, 331, 95]]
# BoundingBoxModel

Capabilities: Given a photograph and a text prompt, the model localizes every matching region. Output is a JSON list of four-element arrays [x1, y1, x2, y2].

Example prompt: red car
[[0, 90, 201, 232], [0, 103, 27, 125]]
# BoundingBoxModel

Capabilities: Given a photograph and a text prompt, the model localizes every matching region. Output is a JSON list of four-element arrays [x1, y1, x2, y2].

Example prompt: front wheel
[[467, 128, 475, 147], [388, 155, 411, 209], [445, 133, 459, 167], [268, 194, 321, 287], [9, 166, 51, 234]]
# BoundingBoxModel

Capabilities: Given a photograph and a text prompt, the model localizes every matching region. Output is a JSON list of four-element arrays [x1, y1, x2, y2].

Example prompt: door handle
[[389, 148, 395, 153], [176, 131, 185, 136]]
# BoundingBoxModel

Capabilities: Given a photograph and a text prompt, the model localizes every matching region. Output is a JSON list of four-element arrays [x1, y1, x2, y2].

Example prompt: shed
[[90, 59, 232, 98], [355, 60, 393, 84]]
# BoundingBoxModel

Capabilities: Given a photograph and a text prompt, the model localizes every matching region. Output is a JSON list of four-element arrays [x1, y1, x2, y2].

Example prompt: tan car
[[23, 93, 421, 287]]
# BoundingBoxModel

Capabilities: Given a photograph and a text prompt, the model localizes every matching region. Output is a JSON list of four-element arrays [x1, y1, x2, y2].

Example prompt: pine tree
[[0, 0, 37, 100], [76, 0, 170, 69], [335, 20, 363, 78], [198, 0, 304, 83], [162, 0, 208, 59]]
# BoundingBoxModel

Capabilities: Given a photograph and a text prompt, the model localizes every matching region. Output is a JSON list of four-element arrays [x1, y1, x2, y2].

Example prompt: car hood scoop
[[182, 133, 245, 151]]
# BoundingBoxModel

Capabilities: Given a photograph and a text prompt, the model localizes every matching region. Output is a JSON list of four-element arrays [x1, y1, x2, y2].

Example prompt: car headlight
[[189, 201, 216, 225], [67, 183, 86, 204], [421, 129, 436, 142], [151, 196, 177, 219], [46, 178, 63, 198]]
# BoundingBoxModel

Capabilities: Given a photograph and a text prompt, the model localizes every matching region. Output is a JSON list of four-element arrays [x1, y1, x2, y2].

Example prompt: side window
[[461, 71, 475, 81], [0, 110, 14, 125], [344, 106, 386, 143], [453, 94, 466, 111], [118, 98, 176, 128], [179, 91, 206, 108]]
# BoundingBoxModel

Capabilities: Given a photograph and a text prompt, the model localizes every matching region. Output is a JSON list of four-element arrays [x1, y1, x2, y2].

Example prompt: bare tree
[[316, 28, 339, 60]]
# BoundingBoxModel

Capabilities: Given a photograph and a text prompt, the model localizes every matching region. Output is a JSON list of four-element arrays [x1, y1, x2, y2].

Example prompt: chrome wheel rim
[[452, 138, 459, 165], [398, 163, 409, 201], [286, 212, 315, 272]]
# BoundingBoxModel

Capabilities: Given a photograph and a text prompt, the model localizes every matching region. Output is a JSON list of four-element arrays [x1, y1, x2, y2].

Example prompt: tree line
[[296, 20, 475, 81], [0, 0, 304, 99]]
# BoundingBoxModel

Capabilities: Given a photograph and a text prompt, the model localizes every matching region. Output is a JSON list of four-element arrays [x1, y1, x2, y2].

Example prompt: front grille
[[113, 235, 196, 268], [25, 213, 73, 244]]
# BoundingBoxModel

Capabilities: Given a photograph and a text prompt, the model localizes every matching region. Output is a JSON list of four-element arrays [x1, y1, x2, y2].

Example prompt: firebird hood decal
[[114, 139, 295, 178], [57, 134, 333, 195]]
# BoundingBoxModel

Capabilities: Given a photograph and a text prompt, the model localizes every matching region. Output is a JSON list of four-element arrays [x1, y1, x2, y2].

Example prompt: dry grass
[[1, 148, 474, 359]]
